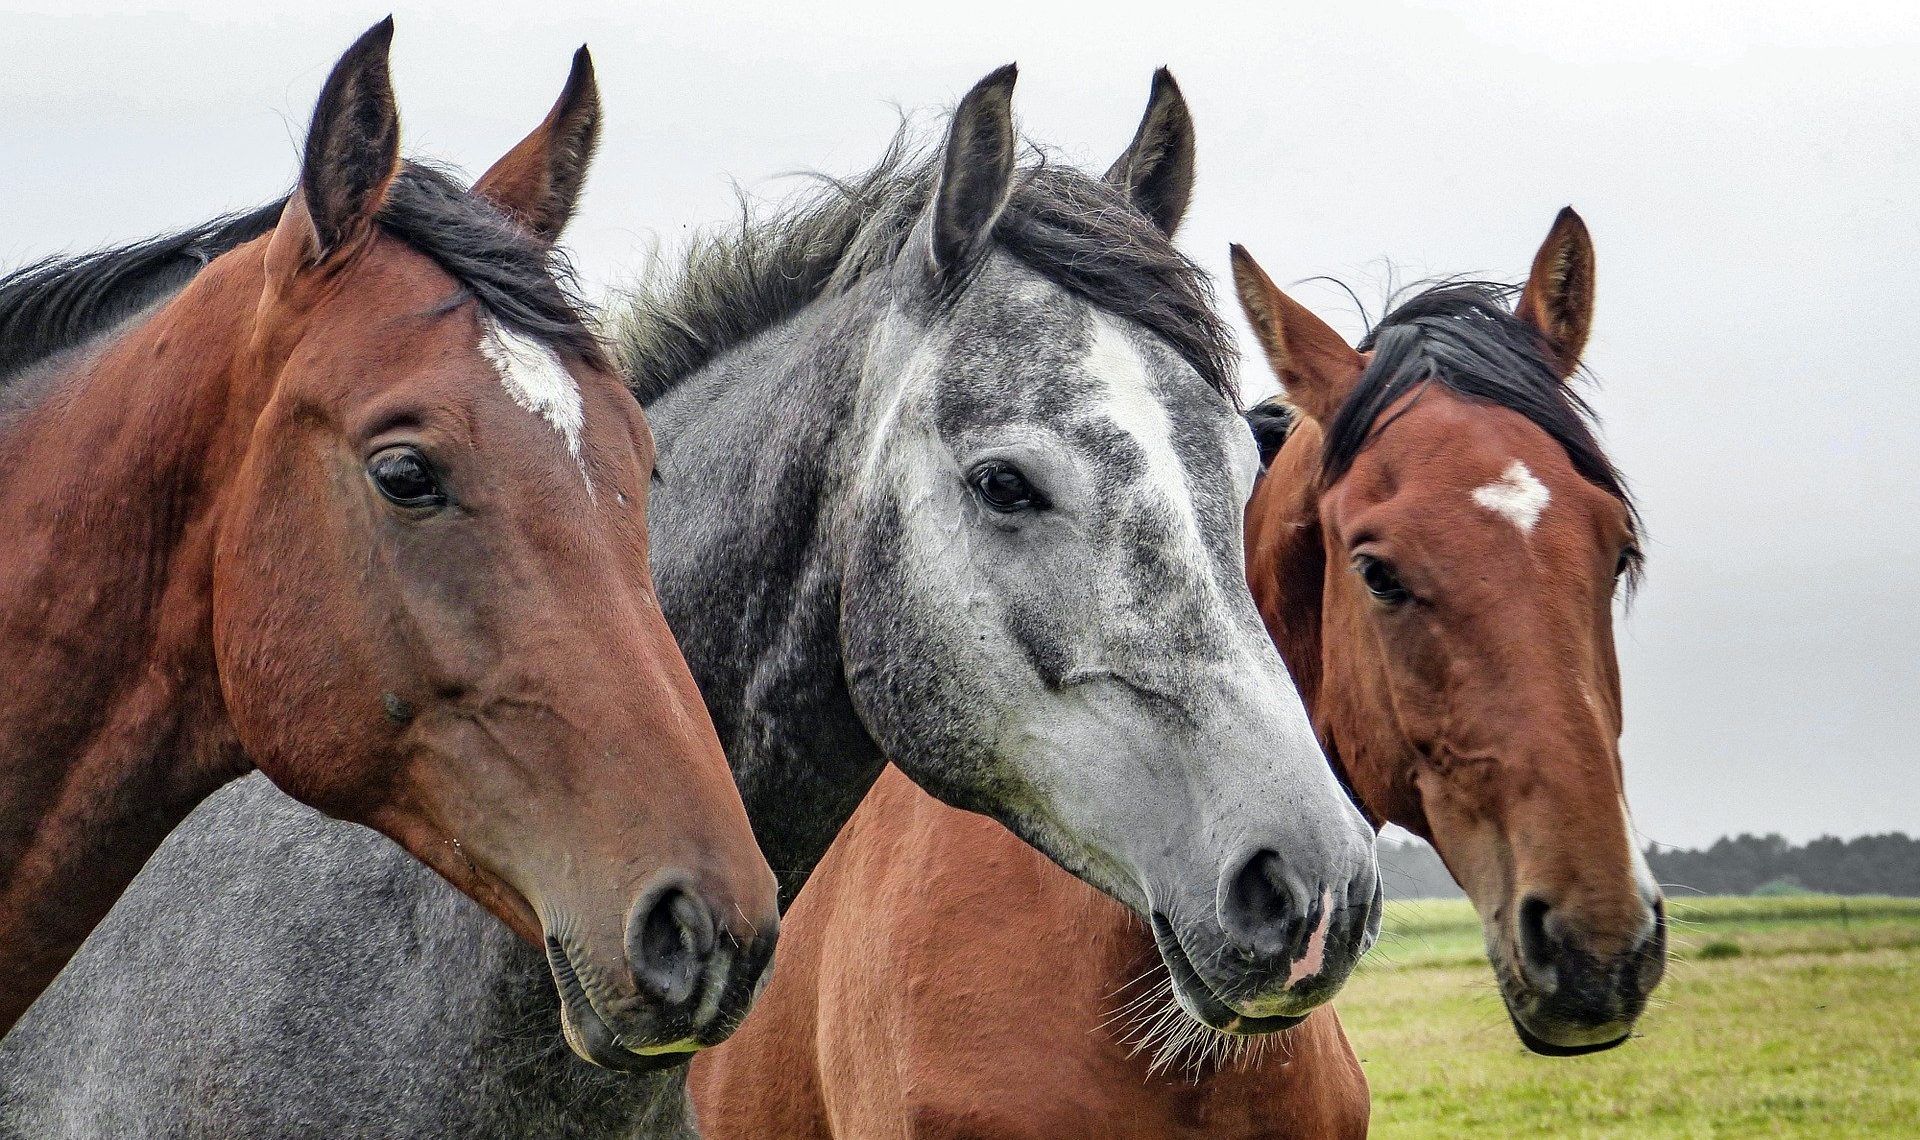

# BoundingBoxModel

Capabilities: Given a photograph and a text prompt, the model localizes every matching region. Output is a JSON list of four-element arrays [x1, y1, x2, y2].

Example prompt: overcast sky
[[3, 0, 1914, 849]]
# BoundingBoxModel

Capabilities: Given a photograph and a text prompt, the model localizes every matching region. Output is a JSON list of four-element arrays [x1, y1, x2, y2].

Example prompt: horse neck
[[0, 246, 268, 1026], [643, 286, 890, 909], [1245, 423, 1331, 718], [1246, 419, 1395, 829]]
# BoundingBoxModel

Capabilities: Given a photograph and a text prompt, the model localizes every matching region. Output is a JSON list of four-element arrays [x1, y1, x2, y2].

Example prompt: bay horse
[[686, 210, 1666, 1138], [0, 22, 778, 1061], [0, 68, 1377, 1137]]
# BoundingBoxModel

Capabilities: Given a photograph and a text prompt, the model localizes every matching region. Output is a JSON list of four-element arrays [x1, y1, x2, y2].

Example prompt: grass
[[1338, 896, 1920, 1138]]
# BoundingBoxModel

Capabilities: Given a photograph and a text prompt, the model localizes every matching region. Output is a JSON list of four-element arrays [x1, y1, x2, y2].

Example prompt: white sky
[[4, 0, 1915, 848]]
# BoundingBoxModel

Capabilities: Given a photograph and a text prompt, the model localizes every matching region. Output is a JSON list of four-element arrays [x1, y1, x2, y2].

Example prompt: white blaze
[[1472, 459, 1550, 533], [1088, 314, 1210, 570], [479, 315, 590, 489]]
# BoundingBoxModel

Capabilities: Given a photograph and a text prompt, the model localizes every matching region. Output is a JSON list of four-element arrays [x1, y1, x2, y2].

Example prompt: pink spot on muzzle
[[1286, 888, 1334, 987]]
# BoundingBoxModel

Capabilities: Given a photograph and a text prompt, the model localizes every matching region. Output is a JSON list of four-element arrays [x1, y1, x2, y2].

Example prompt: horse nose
[[1516, 891, 1666, 1004], [626, 875, 719, 1008], [1221, 849, 1303, 959]]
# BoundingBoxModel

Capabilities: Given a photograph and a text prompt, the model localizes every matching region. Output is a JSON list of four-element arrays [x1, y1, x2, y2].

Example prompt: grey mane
[[612, 131, 1236, 406]]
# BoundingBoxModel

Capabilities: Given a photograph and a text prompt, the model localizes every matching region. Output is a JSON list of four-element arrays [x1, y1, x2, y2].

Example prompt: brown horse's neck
[[1245, 424, 1328, 714], [0, 246, 270, 1028]]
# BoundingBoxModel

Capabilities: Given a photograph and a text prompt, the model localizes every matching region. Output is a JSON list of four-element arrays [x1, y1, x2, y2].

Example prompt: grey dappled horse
[[0, 69, 1377, 1137]]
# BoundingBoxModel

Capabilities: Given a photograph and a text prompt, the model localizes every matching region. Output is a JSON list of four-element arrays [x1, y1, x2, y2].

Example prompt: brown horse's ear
[[289, 18, 401, 264], [1515, 206, 1596, 380], [929, 64, 1019, 281], [1230, 244, 1364, 425], [1104, 68, 1195, 236], [474, 46, 602, 245]]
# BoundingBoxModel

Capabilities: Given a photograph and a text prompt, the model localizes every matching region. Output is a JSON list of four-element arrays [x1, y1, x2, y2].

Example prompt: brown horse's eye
[[1615, 546, 1641, 579], [368, 447, 446, 511], [1354, 554, 1410, 605]]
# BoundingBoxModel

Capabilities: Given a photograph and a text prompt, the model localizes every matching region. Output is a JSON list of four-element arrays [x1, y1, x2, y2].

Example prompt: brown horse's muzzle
[[1495, 890, 1667, 1055], [546, 869, 780, 1072]]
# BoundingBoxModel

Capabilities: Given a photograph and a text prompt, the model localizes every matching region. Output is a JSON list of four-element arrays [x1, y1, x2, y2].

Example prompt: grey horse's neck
[[641, 281, 891, 907]]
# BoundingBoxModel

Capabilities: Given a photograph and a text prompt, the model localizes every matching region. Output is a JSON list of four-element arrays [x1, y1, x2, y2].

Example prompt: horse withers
[[0, 23, 776, 1059], [688, 210, 1662, 1137]]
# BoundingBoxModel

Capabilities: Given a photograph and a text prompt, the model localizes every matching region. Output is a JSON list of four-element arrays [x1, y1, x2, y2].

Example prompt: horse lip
[[1149, 913, 1308, 1036], [544, 935, 694, 1073], [1508, 1010, 1632, 1057]]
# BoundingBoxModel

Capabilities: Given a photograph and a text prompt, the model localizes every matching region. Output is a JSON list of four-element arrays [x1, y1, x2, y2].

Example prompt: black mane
[[0, 202, 283, 384], [0, 162, 602, 389], [612, 135, 1235, 405], [1322, 281, 1642, 567]]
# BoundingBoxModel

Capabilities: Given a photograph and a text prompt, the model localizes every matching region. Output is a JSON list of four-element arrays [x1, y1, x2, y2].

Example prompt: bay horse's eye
[[1353, 554, 1411, 605], [969, 461, 1046, 513], [368, 447, 446, 511], [1615, 545, 1641, 579]]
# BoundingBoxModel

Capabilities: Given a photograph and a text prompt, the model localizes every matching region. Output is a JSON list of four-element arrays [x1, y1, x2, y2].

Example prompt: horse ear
[[1230, 244, 1363, 426], [473, 46, 602, 245], [928, 64, 1019, 280], [1515, 207, 1595, 380], [291, 18, 401, 262], [1104, 68, 1195, 236]]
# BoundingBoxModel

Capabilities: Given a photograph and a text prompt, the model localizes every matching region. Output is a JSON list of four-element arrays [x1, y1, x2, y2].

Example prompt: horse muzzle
[[1496, 893, 1667, 1055], [544, 875, 780, 1071]]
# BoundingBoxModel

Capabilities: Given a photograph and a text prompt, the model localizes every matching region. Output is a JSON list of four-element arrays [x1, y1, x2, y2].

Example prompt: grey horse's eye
[[969, 460, 1046, 513]]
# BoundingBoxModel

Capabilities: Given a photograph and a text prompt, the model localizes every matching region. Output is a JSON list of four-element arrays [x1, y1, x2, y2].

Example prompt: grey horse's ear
[[929, 64, 1019, 280], [1105, 68, 1195, 236]]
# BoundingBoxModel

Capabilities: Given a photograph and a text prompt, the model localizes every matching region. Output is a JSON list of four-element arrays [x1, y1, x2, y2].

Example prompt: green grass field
[[1338, 896, 1920, 1138]]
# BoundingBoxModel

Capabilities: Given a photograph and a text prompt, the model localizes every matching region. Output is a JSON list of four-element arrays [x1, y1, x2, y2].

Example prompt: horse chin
[[1508, 1011, 1632, 1057], [1489, 944, 1637, 1057], [546, 937, 699, 1073], [1149, 913, 1309, 1037]]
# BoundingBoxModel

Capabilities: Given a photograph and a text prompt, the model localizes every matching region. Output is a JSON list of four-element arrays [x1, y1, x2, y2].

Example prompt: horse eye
[[1615, 545, 1641, 579], [1354, 554, 1411, 605], [368, 447, 446, 511], [969, 461, 1045, 513]]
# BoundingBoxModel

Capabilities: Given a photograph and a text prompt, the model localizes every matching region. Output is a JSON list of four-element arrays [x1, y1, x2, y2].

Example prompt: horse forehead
[[1081, 314, 1239, 482], [478, 318, 585, 452], [1333, 398, 1595, 541]]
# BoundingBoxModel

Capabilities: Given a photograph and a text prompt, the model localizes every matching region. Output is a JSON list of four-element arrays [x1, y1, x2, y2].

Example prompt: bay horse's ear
[[292, 18, 401, 263], [1515, 206, 1596, 380], [1104, 68, 1195, 236], [929, 64, 1019, 281], [1230, 244, 1363, 426], [473, 46, 602, 245]]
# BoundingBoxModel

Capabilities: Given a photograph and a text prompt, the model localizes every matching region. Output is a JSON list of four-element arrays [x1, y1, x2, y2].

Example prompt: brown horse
[[688, 210, 1664, 1136], [0, 22, 778, 1061]]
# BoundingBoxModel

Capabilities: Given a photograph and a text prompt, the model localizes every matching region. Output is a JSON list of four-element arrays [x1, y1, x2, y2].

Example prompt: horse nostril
[[1632, 897, 1670, 993], [1222, 849, 1301, 959], [627, 881, 716, 1008], [1516, 893, 1560, 992]]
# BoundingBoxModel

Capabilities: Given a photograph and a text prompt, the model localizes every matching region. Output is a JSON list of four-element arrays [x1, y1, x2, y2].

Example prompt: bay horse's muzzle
[[547, 872, 779, 1072], [1506, 892, 1667, 1055]]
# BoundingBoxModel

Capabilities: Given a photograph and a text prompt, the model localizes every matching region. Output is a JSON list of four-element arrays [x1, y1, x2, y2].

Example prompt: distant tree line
[[1377, 832, 1920, 900], [1644, 832, 1920, 898]]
